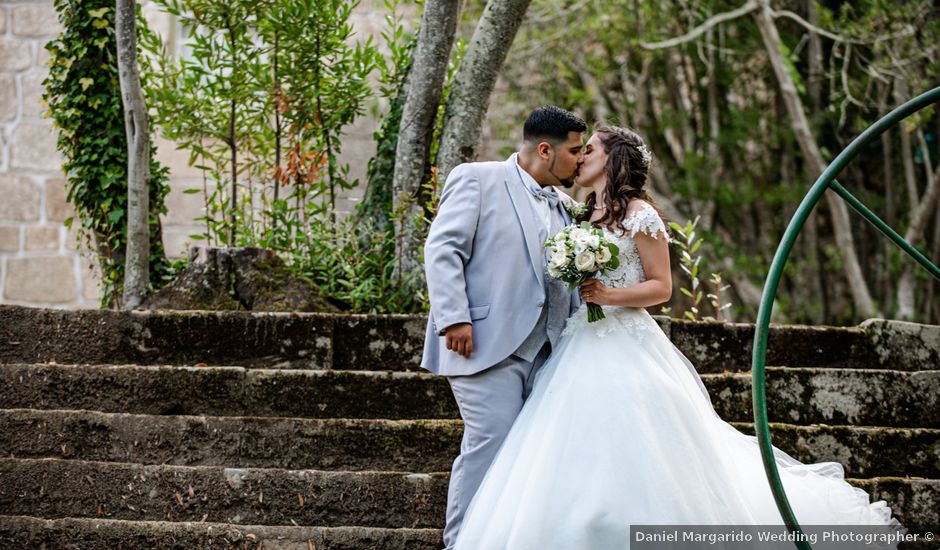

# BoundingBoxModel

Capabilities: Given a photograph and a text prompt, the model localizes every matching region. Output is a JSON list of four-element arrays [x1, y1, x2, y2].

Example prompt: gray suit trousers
[[442, 343, 552, 549]]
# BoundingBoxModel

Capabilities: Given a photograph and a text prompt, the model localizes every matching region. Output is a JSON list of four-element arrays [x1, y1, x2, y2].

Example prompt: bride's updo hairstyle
[[577, 125, 665, 234]]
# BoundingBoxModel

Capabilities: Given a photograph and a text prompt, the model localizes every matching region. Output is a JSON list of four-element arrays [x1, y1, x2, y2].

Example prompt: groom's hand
[[444, 323, 473, 358]]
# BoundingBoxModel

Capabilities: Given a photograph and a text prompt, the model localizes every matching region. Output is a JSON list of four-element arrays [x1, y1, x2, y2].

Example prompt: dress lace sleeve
[[621, 202, 667, 240]]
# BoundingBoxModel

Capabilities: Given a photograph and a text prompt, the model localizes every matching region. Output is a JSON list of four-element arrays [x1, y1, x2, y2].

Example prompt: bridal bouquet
[[546, 222, 620, 322]]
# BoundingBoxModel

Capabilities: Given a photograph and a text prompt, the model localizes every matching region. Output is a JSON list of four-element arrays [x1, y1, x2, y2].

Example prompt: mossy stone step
[[1, 409, 937, 479], [0, 458, 446, 529], [4, 305, 937, 372], [2, 364, 938, 427], [0, 516, 442, 549], [0, 459, 936, 532]]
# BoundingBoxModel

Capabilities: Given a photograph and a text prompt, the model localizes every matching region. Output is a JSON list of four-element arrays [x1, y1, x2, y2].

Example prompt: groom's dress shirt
[[513, 155, 555, 236]]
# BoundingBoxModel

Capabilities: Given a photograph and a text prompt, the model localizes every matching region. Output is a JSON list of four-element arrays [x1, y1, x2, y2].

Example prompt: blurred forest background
[[45, 0, 939, 324]]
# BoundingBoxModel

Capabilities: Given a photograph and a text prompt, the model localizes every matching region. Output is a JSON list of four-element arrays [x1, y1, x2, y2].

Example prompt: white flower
[[549, 251, 568, 268], [569, 227, 589, 242], [574, 251, 596, 272], [564, 201, 588, 218], [547, 264, 562, 278], [552, 240, 568, 256], [595, 246, 611, 264], [585, 234, 600, 249]]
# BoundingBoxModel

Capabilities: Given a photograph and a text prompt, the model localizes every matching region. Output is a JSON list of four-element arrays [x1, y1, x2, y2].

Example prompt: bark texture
[[436, 0, 533, 180], [393, 0, 461, 286], [896, 169, 940, 320], [117, 0, 151, 309], [753, 0, 877, 319]]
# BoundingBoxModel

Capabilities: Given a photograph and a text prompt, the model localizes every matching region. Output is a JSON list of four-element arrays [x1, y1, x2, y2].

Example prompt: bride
[[452, 125, 902, 549]]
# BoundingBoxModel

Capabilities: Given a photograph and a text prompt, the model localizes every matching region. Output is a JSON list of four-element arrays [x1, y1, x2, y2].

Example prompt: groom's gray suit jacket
[[422, 156, 579, 377]]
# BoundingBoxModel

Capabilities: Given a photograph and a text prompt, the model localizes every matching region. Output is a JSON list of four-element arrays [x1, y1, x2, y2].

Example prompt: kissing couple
[[421, 105, 902, 549]]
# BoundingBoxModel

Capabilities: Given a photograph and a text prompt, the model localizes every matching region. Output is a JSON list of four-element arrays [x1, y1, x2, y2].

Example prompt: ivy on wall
[[43, 0, 173, 308]]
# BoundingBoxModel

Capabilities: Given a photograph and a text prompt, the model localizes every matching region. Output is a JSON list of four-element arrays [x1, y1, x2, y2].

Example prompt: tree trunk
[[753, 0, 877, 319], [896, 151, 940, 320], [393, 0, 461, 286], [803, 0, 826, 323], [895, 78, 920, 209], [436, 0, 532, 180], [117, 0, 151, 310]]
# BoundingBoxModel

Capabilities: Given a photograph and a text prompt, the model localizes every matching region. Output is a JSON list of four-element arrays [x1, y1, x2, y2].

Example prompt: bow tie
[[524, 180, 560, 209]]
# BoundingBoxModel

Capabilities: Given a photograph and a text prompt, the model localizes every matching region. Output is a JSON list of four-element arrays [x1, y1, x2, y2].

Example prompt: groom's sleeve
[[424, 164, 481, 334]]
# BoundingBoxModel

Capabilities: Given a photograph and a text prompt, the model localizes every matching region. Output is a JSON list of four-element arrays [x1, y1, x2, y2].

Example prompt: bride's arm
[[579, 231, 672, 307]]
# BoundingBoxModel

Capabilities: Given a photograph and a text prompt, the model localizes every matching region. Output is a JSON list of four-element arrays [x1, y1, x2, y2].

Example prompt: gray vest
[[512, 206, 570, 361]]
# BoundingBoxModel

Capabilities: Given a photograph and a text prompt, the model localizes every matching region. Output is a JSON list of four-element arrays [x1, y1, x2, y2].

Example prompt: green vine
[[43, 0, 172, 307]]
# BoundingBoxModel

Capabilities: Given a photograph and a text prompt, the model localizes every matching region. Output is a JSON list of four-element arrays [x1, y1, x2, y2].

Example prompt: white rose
[[585, 234, 600, 248], [548, 264, 562, 278], [595, 246, 612, 264], [574, 251, 596, 272], [552, 241, 568, 256], [549, 251, 567, 268]]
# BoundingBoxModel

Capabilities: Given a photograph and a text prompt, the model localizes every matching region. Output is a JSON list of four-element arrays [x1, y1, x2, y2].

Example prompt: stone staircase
[[0, 305, 938, 548]]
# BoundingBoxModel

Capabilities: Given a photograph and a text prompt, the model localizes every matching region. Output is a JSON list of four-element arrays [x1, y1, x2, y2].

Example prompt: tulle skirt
[[453, 306, 902, 550]]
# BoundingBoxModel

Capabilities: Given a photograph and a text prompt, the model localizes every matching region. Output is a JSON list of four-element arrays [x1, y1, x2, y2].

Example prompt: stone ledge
[[0, 364, 936, 428], [0, 458, 448, 528], [0, 458, 935, 532], [4, 305, 935, 372], [0, 409, 936, 478], [0, 516, 443, 550]]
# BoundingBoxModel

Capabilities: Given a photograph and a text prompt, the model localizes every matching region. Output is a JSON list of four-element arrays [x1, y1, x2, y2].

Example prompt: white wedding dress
[[453, 201, 902, 550]]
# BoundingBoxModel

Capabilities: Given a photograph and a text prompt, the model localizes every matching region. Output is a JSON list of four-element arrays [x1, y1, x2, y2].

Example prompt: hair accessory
[[637, 143, 652, 168]]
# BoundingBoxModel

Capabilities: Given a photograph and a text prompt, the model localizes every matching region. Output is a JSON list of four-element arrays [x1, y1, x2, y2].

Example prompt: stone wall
[[0, 0, 447, 309], [0, 1, 97, 308]]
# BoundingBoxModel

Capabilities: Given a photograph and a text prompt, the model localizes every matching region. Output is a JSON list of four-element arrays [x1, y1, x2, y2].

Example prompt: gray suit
[[421, 155, 578, 549]]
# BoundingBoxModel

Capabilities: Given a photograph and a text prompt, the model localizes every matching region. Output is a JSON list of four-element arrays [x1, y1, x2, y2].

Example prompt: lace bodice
[[563, 201, 669, 339], [595, 201, 668, 290]]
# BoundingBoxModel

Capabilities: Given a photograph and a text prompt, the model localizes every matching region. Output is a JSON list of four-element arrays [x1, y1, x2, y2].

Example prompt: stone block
[[10, 122, 61, 171], [44, 177, 73, 222], [0, 39, 32, 71], [4, 255, 77, 303], [20, 70, 46, 117], [0, 225, 20, 252], [12, 4, 61, 37], [161, 226, 202, 259], [0, 174, 41, 221], [162, 180, 209, 225], [80, 255, 100, 301], [35, 44, 51, 68], [154, 136, 206, 179], [0, 74, 16, 122], [24, 225, 60, 250]]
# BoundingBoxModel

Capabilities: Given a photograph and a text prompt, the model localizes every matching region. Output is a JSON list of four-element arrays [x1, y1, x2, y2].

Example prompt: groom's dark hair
[[523, 105, 586, 145]]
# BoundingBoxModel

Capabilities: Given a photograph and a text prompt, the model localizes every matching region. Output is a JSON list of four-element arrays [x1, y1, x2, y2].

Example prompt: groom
[[422, 105, 586, 548]]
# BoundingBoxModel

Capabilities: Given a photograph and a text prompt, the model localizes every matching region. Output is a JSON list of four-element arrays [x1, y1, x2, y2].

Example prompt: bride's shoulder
[[620, 200, 667, 240]]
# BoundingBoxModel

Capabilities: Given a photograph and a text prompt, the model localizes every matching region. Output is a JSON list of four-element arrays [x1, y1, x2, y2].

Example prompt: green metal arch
[[751, 85, 940, 550]]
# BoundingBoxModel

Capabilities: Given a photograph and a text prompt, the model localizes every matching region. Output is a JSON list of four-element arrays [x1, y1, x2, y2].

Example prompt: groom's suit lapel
[[503, 157, 546, 287]]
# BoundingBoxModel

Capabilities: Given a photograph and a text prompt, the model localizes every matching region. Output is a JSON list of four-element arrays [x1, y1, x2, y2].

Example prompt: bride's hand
[[579, 278, 610, 305]]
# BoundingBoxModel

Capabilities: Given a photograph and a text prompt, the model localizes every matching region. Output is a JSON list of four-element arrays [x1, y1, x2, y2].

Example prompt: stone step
[[1, 409, 937, 479], [3, 305, 937, 372], [0, 518, 936, 550], [0, 516, 442, 549], [0, 458, 445, 529], [0, 459, 936, 532], [2, 363, 938, 427]]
